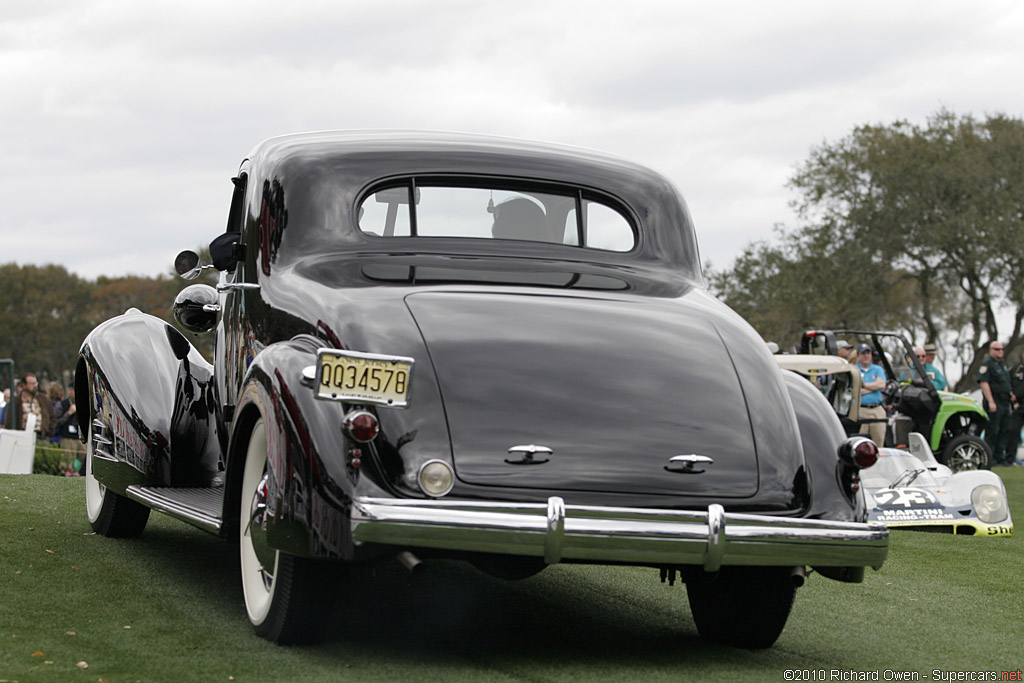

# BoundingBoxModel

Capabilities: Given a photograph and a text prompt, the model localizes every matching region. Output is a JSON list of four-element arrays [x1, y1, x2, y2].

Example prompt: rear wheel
[[85, 418, 150, 537], [940, 434, 992, 471], [686, 566, 796, 648], [239, 419, 335, 644]]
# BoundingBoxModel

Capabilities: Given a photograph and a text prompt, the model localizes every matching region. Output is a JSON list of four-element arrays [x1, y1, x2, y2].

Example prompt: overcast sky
[[3, 0, 1024, 281]]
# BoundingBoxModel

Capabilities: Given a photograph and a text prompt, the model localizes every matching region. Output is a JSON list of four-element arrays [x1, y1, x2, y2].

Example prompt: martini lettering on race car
[[876, 508, 954, 522], [873, 487, 938, 508]]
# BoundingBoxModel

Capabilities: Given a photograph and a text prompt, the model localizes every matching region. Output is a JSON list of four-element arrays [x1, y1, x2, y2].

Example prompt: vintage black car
[[75, 131, 888, 648]]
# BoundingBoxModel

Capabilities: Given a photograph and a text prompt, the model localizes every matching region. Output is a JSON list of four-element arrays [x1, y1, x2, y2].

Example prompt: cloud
[[2, 0, 1024, 279]]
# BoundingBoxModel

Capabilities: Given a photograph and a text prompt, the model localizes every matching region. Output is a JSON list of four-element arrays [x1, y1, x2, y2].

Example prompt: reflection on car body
[[75, 131, 887, 648]]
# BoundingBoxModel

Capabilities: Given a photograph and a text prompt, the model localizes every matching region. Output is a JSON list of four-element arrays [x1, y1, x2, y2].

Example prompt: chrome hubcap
[[247, 473, 275, 588]]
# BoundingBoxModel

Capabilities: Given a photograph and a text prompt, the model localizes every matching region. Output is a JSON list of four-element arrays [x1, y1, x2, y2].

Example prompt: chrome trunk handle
[[666, 454, 714, 473], [505, 444, 552, 465]]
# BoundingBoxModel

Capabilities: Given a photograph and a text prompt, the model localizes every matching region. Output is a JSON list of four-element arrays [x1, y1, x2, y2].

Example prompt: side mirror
[[174, 250, 204, 280], [173, 284, 220, 333]]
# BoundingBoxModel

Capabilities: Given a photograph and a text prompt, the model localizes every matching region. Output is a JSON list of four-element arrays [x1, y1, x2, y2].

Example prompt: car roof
[[240, 130, 704, 280]]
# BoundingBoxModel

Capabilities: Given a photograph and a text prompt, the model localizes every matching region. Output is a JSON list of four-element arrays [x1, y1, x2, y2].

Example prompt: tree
[[0, 264, 93, 385], [709, 224, 924, 351], [789, 110, 1024, 387], [712, 110, 1024, 389], [0, 248, 217, 389]]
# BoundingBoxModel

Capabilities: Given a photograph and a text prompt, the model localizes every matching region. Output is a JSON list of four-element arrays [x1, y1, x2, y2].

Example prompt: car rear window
[[358, 182, 635, 252]]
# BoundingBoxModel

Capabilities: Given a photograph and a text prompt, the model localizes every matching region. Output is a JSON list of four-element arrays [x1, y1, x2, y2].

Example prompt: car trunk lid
[[405, 290, 782, 499]]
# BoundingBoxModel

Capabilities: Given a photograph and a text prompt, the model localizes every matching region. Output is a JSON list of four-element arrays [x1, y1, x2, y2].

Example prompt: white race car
[[862, 433, 1013, 536]]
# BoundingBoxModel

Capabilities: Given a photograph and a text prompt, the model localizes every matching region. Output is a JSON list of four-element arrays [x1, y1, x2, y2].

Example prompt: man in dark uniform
[[977, 341, 1015, 465], [1007, 348, 1024, 466]]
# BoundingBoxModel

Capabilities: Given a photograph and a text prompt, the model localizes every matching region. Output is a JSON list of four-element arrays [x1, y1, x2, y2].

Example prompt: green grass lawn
[[2, 470, 1022, 682]]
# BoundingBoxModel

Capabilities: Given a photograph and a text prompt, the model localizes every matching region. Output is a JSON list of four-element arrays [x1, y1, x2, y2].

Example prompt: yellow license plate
[[315, 349, 414, 407]]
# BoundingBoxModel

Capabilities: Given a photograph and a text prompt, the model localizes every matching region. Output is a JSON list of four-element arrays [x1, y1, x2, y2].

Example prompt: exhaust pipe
[[790, 566, 807, 588], [396, 550, 422, 574]]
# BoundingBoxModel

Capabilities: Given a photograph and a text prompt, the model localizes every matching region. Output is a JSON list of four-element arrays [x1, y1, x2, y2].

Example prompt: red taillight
[[838, 436, 879, 469], [852, 440, 878, 468], [343, 410, 379, 443]]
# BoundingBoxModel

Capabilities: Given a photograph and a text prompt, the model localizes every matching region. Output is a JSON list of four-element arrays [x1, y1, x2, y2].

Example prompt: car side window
[[358, 182, 635, 252], [563, 200, 635, 252], [358, 187, 412, 237], [226, 175, 247, 234]]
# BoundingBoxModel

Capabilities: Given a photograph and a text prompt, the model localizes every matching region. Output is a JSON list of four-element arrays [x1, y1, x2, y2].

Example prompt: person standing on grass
[[54, 385, 84, 475], [1007, 348, 1024, 466], [4, 372, 55, 439], [855, 343, 888, 447], [978, 341, 1015, 466]]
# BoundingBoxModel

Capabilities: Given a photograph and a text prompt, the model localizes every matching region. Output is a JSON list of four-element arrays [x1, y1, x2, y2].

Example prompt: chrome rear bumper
[[351, 497, 889, 571]]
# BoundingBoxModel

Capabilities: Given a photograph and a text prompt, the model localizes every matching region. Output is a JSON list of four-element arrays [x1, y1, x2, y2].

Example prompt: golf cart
[[778, 330, 991, 471]]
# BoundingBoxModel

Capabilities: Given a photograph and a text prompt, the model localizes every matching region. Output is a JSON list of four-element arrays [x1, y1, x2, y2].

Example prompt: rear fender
[[75, 309, 222, 491], [228, 335, 394, 561], [781, 370, 866, 522]]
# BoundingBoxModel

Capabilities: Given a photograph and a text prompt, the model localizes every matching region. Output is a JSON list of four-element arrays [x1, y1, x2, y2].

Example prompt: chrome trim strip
[[216, 282, 261, 292], [90, 450, 118, 463], [351, 497, 889, 571]]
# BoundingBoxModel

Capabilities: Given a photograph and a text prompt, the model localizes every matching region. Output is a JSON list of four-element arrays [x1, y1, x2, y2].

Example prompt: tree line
[[709, 110, 1024, 391], [0, 253, 215, 391], [4, 110, 1020, 396]]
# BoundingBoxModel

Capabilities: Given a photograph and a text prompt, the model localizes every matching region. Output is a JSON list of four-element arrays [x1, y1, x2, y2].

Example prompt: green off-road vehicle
[[776, 330, 990, 471]]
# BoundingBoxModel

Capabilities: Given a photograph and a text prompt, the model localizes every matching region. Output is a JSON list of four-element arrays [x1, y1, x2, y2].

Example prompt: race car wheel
[[239, 418, 334, 644], [686, 566, 796, 649], [940, 434, 992, 472], [85, 415, 150, 538]]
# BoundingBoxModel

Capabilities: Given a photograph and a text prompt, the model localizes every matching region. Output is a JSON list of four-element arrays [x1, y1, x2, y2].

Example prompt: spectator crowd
[[2, 371, 84, 476], [836, 337, 1023, 465]]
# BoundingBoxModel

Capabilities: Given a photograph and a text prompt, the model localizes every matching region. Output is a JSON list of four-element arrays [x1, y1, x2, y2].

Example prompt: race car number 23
[[873, 488, 938, 508]]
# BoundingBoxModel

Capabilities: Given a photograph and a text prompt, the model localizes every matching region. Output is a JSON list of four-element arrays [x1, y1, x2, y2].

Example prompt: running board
[[125, 485, 225, 534]]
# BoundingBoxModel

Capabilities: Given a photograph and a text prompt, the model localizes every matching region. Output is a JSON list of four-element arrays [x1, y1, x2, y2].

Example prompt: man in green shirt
[[1007, 349, 1024, 466], [977, 341, 1015, 465]]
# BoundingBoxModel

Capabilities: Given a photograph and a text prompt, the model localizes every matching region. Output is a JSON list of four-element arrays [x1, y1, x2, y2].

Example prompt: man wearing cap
[[978, 341, 1015, 465], [835, 340, 853, 362], [922, 343, 947, 391], [855, 343, 888, 446]]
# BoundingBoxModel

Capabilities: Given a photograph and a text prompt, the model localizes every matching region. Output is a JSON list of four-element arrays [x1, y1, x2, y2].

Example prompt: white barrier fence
[[0, 413, 38, 474]]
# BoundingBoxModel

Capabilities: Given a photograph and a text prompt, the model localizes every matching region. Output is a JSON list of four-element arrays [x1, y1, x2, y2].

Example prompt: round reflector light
[[418, 460, 454, 498], [343, 410, 379, 443]]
